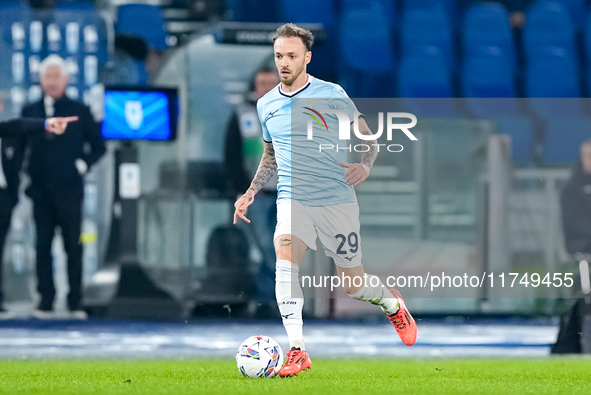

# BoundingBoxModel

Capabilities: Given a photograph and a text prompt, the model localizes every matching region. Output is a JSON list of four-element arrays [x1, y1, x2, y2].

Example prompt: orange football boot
[[387, 289, 417, 346], [279, 347, 312, 377]]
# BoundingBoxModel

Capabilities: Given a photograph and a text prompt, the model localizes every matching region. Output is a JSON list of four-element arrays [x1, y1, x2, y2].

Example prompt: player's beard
[[280, 61, 306, 86]]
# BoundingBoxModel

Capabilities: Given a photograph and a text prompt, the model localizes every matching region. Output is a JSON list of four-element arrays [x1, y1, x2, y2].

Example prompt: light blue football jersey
[[257, 75, 360, 207]]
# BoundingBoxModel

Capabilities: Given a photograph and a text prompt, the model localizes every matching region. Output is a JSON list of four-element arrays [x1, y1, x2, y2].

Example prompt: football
[[236, 335, 284, 378]]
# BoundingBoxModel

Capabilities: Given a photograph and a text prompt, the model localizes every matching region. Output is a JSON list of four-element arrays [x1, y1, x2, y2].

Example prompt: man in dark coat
[[561, 139, 591, 255], [0, 95, 77, 316], [21, 55, 105, 319]]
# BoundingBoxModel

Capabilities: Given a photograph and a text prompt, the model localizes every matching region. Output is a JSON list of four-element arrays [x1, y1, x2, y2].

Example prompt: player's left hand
[[340, 162, 369, 187], [45, 116, 79, 135]]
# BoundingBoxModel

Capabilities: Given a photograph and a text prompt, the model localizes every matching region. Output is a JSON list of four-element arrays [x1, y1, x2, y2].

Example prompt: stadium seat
[[544, 117, 591, 164], [543, 0, 585, 30], [523, 1, 576, 59], [493, 116, 534, 165], [398, 54, 454, 116], [462, 3, 516, 68], [401, 6, 454, 71], [403, 0, 457, 21], [584, 12, 591, 65], [526, 48, 583, 119], [116, 4, 167, 50], [338, 3, 395, 97], [526, 48, 580, 97], [342, 0, 396, 22], [463, 54, 518, 118], [0, 40, 11, 90], [0, 0, 32, 88], [0, 0, 31, 48]]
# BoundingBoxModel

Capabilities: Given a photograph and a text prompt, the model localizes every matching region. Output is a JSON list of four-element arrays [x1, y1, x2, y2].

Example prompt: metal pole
[[487, 134, 511, 281]]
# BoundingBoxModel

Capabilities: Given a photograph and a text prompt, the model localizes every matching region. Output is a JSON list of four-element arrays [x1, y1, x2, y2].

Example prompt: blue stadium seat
[[523, 1, 576, 59], [526, 49, 580, 97], [0, 1, 31, 49], [0, 0, 28, 9], [0, 40, 11, 90], [463, 54, 518, 118], [584, 11, 591, 64], [463, 54, 516, 98], [544, 0, 585, 29], [527, 49, 583, 119], [117, 4, 167, 50], [401, 6, 454, 71], [463, 3, 515, 68], [398, 55, 454, 116], [493, 117, 534, 165], [342, 0, 396, 22], [0, 1, 32, 88], [544, 117, 591, 164], [403, 0, 457, 21], [399, 55, 452, 98], [338, 3, 395, 97]]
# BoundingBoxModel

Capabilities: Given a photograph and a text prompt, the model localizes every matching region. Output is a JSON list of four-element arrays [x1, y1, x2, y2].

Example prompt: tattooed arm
[[249, 141, 277, 194], [233, 141, 277, 224], [339, 117, 378, 187]]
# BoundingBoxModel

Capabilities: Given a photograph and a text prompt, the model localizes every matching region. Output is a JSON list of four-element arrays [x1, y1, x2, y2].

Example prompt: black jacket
[[561, 161, 591, 254], [21, 96, 106, 194], [0, 118, 45, 138], [224, 111, 251, 193], [0, 118, 45, 204]]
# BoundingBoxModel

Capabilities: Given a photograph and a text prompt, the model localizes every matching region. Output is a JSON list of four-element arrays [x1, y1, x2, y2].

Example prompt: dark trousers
[[0, 191, 15, 308], [32, 189, 83, 311]]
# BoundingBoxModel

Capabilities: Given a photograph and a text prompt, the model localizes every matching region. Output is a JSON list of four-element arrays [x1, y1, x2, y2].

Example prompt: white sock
[[276, 260, 305, 350], [349, 274, 399, 316]]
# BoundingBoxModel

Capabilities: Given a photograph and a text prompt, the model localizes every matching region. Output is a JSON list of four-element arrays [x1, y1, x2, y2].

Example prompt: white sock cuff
[[276, 260, 299, 282], [349, 274, 381, 300]]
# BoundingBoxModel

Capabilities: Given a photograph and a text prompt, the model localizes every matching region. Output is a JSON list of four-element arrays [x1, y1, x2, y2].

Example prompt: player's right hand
[[45, 116, 79, 135], [233, 188, 255, 224]]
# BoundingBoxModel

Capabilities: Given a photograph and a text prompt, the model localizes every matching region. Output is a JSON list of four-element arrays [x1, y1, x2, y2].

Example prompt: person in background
[[21, 55, 105, 319], [0, 96, 77, 317], [224, 66, 280, 317], [552, 139, 591, 353], [561, 139, 591, 256]]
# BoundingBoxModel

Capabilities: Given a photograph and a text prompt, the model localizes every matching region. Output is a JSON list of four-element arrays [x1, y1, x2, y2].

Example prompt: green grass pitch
[[0, 359, 589, 394]]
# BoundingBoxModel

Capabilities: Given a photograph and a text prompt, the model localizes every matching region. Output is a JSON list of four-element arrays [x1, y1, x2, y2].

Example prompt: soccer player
[[233, 23, 417, 377]]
